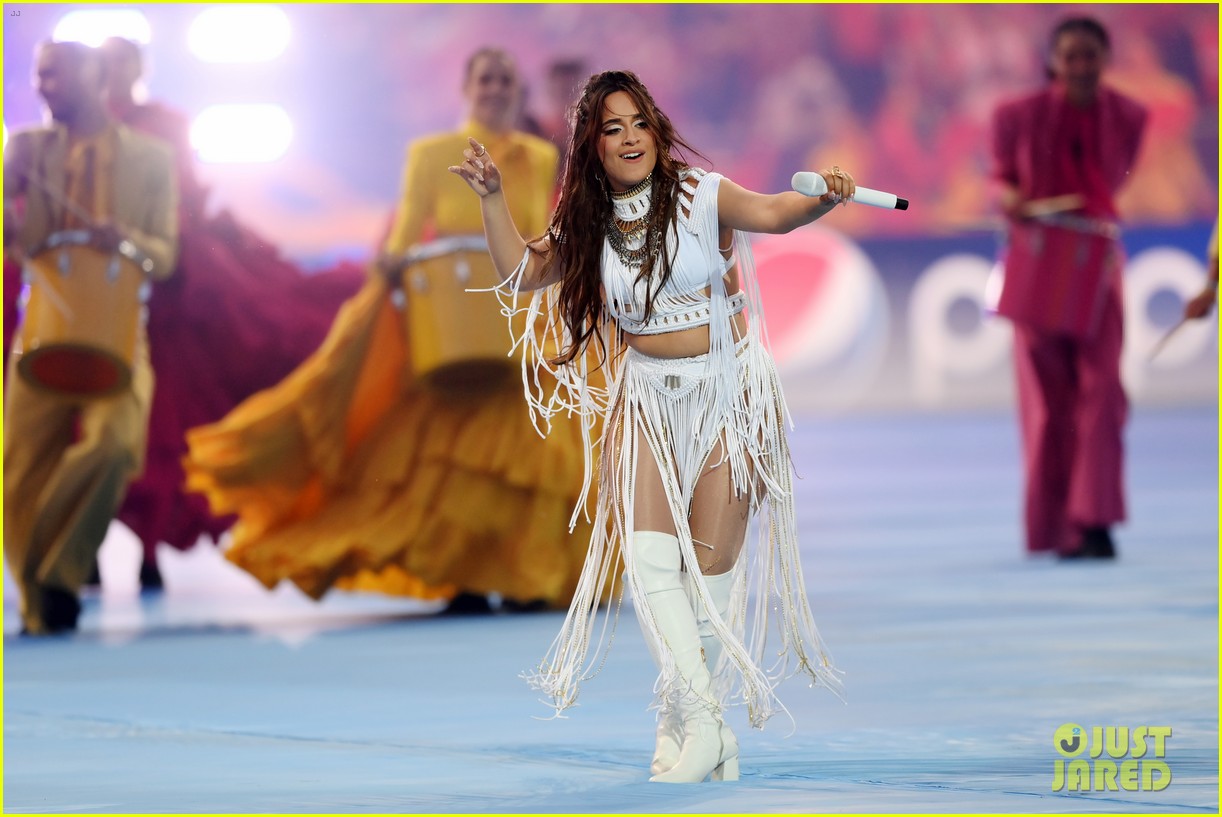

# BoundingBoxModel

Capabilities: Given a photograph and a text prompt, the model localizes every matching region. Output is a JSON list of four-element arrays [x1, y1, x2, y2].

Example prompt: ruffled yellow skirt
[[183, 276, 596, 606]]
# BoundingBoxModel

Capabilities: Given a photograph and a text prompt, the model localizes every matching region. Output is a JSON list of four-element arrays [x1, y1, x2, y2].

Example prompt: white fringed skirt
[[524, 335, 841, 728]]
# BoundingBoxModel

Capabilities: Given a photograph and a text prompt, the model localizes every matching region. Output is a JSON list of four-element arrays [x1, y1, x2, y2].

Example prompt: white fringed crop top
[[602, 168, 745, 336]]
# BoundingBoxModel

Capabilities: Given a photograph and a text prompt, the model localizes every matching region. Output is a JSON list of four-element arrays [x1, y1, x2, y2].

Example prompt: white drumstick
[[791, 171, 909, 211]]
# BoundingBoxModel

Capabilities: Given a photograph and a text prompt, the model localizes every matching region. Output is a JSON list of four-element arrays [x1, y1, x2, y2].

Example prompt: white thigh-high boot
[[630, 531, 739, 783], [651, 566, 737, 776]]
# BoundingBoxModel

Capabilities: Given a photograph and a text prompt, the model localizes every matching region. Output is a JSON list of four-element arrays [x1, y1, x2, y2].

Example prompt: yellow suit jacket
[[4, 121, 179, 279], [385, 120, 557, 254]]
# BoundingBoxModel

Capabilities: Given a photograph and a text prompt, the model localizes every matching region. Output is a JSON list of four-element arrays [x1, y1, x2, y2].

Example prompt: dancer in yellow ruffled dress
[[183, 48, 594, 611]]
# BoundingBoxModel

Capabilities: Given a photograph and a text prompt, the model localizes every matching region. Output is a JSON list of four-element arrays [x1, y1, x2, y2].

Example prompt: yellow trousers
[[3, 337, 152, 633]]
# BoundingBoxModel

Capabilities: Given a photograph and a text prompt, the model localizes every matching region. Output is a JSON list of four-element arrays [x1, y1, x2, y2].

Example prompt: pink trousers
[[1012, 280, 1127, 554]]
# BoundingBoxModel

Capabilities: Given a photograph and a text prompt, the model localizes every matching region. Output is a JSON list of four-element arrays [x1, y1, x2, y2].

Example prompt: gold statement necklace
[[606, 172, 660, 268]]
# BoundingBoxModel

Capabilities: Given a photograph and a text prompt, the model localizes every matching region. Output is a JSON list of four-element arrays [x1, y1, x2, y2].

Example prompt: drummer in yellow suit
[[3, 41, 178, 634], [185, 47, 594, 613]]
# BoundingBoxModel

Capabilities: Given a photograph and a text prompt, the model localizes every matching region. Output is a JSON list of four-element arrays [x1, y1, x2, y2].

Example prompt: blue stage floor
[[3, 405, 1217, 813]]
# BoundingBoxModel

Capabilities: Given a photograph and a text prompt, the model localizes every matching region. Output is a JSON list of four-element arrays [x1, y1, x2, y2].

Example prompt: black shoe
[[139, 557, 165, 592], [501, 597, 549, 614], [1060, 527, 1117, 561], [42, 586, 81, 632], [440, 592, 494, 616]]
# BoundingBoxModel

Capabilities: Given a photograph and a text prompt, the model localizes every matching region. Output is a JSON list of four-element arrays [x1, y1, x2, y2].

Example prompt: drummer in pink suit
[[3, 41, 177, 634], [992, 17, 1147, 560]]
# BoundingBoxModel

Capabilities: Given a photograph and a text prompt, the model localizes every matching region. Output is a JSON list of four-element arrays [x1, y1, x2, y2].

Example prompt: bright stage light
[[52, 10, 152, 46], [191, 104, 293, 163], [187, 6, 291, 63]]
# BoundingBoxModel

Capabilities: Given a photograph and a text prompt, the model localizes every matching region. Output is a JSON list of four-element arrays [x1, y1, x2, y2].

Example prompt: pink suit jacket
[[992, 86, 1147, 338]]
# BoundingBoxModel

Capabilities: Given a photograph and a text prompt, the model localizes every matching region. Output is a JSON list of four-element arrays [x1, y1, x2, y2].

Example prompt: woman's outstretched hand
[[448, 136, 502, 197]]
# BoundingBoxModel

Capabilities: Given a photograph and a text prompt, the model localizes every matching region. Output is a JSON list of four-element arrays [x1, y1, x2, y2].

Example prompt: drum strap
[[63, 133, 115, 230]]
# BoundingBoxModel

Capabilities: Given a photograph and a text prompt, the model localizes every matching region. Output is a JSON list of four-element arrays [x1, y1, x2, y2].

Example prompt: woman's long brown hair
[[539, 70, 706, 365]]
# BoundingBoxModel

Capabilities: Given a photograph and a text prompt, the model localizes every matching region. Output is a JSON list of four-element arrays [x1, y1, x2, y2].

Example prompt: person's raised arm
[[449, 137, 558, 291], [716, 168, 854, 235]]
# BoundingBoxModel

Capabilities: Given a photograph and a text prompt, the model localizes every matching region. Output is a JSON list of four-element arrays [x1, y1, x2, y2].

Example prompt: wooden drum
[[396, 236, 516, 390], [16, 230, 152, 398]]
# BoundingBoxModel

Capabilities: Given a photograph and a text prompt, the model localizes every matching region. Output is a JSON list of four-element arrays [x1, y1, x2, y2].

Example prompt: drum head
[[17, 344, 132, 398]]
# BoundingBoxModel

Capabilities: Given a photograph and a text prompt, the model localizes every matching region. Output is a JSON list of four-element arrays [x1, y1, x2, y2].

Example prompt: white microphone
[[791, 171, 909, 211]]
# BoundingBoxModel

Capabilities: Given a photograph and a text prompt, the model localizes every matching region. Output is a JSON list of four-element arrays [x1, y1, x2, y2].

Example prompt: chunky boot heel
[[712, 753, 740, 782]]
